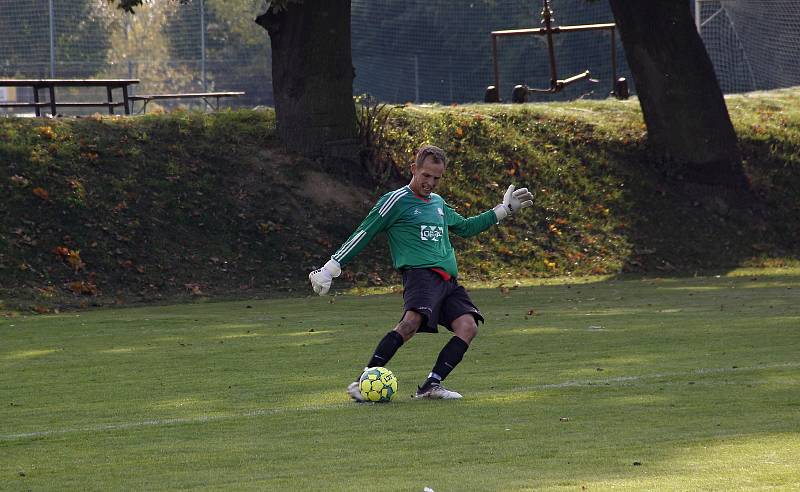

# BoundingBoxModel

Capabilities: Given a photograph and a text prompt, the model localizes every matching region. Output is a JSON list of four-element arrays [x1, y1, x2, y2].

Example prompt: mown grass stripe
[[3, 362, 795, 442]]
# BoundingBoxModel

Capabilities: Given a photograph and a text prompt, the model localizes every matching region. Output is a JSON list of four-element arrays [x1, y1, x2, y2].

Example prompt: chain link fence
[[1, 0, 798, 114]]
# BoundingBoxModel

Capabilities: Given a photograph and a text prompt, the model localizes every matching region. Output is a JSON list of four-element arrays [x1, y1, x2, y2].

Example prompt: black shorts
[[401, 269, 484, 333]]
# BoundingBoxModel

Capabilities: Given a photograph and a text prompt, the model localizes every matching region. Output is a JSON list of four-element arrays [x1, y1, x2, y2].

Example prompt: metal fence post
[[201, 0, 207, 90], [413, 55, 419, 103], [48, 0, 55, 77]]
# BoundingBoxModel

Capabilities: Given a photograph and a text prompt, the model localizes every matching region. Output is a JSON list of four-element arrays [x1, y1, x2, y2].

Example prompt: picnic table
[[129, 91, 246, 113], [0, 78, 140, 116]]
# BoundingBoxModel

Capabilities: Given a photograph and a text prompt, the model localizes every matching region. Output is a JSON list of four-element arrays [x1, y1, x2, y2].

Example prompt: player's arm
[[309, 194, 397, 295], [446, 206, 497, 238], [448, 184, 534, 237]]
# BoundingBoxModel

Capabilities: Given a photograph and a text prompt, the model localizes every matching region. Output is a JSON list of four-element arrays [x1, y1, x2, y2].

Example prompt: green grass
[[2, 269, 799, 490]]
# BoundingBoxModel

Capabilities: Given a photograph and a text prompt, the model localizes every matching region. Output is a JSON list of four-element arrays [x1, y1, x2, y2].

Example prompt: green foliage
[[0, 110, 279, 309], [366, 95, 800, 282], [110, 0, 192, 14], [266, 0, 303, 13], [355, 94, 396, 184], [164, 0, 271, 98], [381, 103, 636, 276], [1, 89, 800, 310]]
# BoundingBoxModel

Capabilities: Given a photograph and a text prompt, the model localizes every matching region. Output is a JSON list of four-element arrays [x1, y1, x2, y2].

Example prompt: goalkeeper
[[309, 145, 533, 400]]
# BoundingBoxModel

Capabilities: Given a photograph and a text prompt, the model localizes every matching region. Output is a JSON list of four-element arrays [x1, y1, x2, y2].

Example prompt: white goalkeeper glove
[[493, 184, 534, 221], [309, 259, 341, 296]]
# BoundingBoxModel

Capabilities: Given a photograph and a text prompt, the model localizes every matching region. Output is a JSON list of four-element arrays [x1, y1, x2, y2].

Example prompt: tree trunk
[[256, 0, 357, 159], [608, 0, 743, 186]]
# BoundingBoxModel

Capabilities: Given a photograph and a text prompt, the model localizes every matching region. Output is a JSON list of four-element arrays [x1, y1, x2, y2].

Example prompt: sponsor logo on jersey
[[413, 208, 422, 215], [420, 225, 444, 242]]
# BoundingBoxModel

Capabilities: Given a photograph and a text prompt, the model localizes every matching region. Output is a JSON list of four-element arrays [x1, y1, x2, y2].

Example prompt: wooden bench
[[0, 79, 140, 116], [129, 91, 245, 113]]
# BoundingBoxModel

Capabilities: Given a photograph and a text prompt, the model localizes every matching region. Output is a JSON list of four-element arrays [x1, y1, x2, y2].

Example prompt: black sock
[[365, 330, 404, 371], [430, 336, 469, 383]]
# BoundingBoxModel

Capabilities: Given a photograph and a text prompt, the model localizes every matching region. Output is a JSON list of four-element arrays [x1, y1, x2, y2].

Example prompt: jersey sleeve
[[445, 205, 497, 238], [330, 192, 399, 266]]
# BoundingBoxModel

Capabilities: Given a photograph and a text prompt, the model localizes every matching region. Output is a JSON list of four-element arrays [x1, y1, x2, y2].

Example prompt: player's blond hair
[[415, 144, 447, 168]]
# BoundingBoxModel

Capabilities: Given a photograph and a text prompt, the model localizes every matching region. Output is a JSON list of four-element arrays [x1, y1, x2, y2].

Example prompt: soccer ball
[[358, 367, 398, 402]]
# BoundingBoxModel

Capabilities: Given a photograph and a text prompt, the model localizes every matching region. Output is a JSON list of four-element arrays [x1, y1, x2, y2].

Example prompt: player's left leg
[[415, 282, 483, 400], [413, 314, 476, 400], [451, 314, 478, 344]]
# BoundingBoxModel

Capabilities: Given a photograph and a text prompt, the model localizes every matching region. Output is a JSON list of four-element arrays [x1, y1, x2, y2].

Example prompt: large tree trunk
[[608, 0, 743, 186], [256, 1, 357, 158]]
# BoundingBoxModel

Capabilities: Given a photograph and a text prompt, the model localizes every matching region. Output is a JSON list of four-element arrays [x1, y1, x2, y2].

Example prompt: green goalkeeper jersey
[[331, 185, 498, 278]]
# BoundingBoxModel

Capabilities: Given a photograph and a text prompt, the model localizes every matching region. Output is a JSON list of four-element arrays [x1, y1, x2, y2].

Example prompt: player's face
[[410, 156, 445, 197]]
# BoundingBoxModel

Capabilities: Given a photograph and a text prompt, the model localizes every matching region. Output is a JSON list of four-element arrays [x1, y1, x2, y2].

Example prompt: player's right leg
[[346, 380, 366, 402]]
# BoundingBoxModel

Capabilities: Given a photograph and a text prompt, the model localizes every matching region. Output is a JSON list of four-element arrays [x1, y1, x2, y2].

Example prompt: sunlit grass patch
[[213, 332, 264, 340], [3, 348, 59, 360], [99, 346, 153, 354], [281, 329, 336, 337]]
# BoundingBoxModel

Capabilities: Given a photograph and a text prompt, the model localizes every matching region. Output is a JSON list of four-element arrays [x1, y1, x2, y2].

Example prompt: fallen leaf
[[67, 281, 97, 296], [65, 250, 84, 271], [185, 283, 203, 295], [37, 126, 55, 139], [10, 175, 29, 187], [32, 187, 50, 200], [52, 246, 70, 257]]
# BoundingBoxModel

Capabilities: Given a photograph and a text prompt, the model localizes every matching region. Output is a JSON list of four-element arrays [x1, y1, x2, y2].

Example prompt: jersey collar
[[409, 186, 432, 202]]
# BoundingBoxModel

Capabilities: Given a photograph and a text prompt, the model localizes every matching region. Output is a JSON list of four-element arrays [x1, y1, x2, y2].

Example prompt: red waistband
[[430, 268, 452, 281]]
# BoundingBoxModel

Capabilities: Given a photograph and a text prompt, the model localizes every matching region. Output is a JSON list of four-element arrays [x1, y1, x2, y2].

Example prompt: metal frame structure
[[485, 0, 626, 103]]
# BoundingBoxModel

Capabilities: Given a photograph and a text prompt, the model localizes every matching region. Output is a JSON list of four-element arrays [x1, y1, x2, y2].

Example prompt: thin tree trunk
[[256, 0, 357, 159], [608, 0, 743, 186]]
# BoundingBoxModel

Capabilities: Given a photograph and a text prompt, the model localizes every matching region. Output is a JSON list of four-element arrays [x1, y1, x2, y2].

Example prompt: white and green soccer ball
[[358, 367, 398, 402]]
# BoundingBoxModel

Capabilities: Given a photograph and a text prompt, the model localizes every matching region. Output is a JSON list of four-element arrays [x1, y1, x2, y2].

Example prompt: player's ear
[[410, 162, 417, 175]]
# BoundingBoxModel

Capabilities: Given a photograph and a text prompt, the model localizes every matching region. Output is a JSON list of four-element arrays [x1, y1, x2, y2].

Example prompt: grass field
[[2, 269, 799, 491]]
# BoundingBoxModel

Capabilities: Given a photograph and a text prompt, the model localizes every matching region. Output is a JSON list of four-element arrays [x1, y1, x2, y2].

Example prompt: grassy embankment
[[1, 89, 799, 311]]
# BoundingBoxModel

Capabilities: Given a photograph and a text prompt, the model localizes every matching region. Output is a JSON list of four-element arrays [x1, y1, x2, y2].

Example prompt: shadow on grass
[[595, 134, 800, 275]]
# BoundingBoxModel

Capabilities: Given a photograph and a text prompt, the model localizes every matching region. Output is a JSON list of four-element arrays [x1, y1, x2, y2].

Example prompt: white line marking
[[2, 362, 797, 442], [524, 361, 800, 390], [333, 230, 364, 260], [378, 188, 408, 216], [0, 404, 351, 441]]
